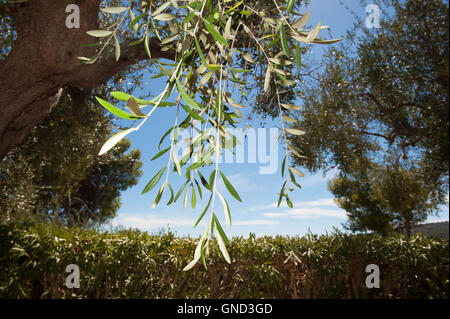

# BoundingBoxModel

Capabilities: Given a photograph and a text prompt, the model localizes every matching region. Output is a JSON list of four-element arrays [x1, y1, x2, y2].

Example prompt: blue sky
[[107, 0, 449, 237]]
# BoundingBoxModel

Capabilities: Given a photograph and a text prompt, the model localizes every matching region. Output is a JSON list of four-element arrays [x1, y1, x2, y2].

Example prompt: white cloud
[[233, 219, 280, 226], [263, 207, 346, 219], [111, 214, 280, 230], [249, 197, 338, 211], [111, 215, 197, 229], [249, 196, 346, 220], [425, 217, 449, 223]]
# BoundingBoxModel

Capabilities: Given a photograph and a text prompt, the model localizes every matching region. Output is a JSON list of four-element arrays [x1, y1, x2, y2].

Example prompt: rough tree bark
[[0, 0, 174, 159]]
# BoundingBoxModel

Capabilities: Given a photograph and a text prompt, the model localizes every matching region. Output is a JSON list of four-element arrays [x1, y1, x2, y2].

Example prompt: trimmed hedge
[[0, 224, 448, 298]]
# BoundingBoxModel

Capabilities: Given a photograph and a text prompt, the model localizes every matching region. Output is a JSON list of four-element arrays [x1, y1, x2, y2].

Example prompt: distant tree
[[286, 0, 448, 233], [1, 0, 342, 267], [329, 159, 438, 237], [0, 91, 142, 226]]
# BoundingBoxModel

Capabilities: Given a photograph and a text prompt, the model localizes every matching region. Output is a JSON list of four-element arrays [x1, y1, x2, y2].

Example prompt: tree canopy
[[0, 90, 143, 227], [289, 0, 449, 234], [0, 0, 344, 267], [328, 160, 439, 237]]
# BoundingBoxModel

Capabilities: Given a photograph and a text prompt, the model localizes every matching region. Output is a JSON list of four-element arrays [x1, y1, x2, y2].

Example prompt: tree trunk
[[405, 218, 412, 239], [0, 0, 174, 159]]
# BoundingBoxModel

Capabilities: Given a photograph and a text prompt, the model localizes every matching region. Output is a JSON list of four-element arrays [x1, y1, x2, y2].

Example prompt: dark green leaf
[[142, 167, 167, 194], [219, 171, 242, 202]]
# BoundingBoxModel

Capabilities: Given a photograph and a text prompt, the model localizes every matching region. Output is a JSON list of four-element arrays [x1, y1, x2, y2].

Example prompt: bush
[[0, 223, 448, 298]]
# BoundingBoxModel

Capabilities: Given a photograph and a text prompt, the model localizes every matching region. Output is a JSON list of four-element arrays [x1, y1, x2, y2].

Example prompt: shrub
[[0, 224, 448, 298]]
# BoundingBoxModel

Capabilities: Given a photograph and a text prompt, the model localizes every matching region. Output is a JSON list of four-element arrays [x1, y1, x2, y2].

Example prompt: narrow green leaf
[[194, 179, 203, 200], [242, 53, 255, 64], [282, 115, 297, 123], [286, 128, 305, 135], [279, 79, 297, 86], [142, 167, 167, 194], [295, 43, 302, 70], [198, 171, 211, 191], [224, 0, 243, 14], [281, 103, 302, 110], [290, 167, 305, 178], [191, 185, 196, 208], [182, 104, 205, 123], [311, 38, 344, 44], [152, 181, 167, 208], [194, 37, 211, 69], [99, 128, 136, 156], [202, 18, 229, 48], [213, 214, 230, 246], [268, 58, 293, 65], [166, 184, 174, 205], [150, 16, 162, 41], [111, 91, 174, 107], [152, 2, 171, 16], [174, 180, 189, 203], [161, 34, 178, 45], [183, 185, 190, 209], [224, 16, 232, 40], [217, 191, 231, 229], [172, 149, 182, 176], [266, 37, 279, 50], [286, 194, 294, 208], [229, 68, 252, 73], [287, 143, 303, 158], [215, 226, 231, 264], [198, 71, 213, 87], [151, 147, 170, 161], [144, 32, 152, 59], [292, 11, 310, 29], [154, 13, 175, 21], [183, 228, 208, 271], [101, 7, 128, 14], [96, 97, 144, 120], [176, 78, 202, 111], [159, 126, 174, 150], [264, 65, 272, 93], [87, 30, 113, 37], [215, 88, 222, 120], [306, 21, 322, 42], [209, 170, 216, 190], [280, 23, 290, 58], [286, 0, 295, 15], [219, 171, 242, 202], [277, 181, 287, 207], [114, 36, 121, 62], [194, 195, 212, 228], [129, 10, 140, 32]]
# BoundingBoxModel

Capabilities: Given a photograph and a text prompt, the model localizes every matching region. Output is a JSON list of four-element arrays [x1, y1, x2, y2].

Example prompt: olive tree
[[0, 0, 340, 268]]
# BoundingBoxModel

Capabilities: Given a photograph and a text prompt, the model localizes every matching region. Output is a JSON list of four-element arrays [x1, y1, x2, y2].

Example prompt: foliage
[[0, 91, 143, 227], [328, 161, 440, 237], [83, 0, 342, 267], [288, 0, 449, 233], [0, 223, 448, 298]]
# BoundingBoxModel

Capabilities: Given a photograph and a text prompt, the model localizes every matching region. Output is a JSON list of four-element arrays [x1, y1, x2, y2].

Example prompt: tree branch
[[69, 38, 176, 88]]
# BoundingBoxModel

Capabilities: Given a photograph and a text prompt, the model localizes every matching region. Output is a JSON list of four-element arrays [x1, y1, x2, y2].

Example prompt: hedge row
[[0, 224, 448, 298]]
